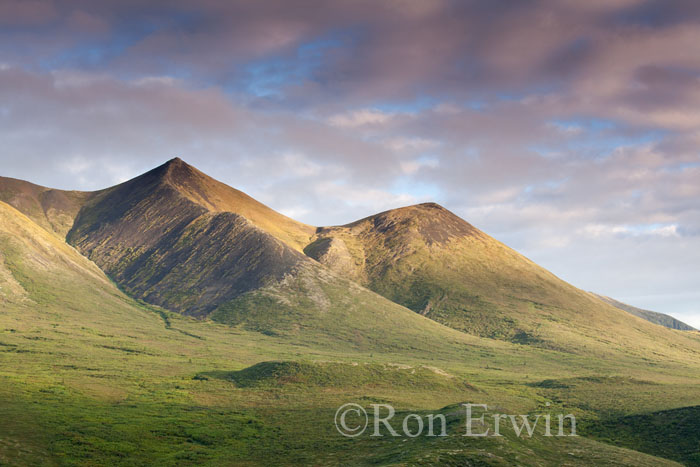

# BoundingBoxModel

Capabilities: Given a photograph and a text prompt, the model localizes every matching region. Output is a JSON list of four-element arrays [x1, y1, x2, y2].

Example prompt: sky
[[1, 0, 699, 327]]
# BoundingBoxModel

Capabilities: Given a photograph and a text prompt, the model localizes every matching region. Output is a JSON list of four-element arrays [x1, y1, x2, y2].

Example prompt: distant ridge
[[593, 294, 696, 331], [0, 176, 89, 237]]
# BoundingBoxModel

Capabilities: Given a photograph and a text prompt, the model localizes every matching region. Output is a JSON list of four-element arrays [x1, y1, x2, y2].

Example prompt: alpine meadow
[[2, 1, 700, 466]]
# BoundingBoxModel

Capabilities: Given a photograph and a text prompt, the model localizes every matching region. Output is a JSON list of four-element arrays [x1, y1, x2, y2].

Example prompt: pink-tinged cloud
[[1, 0, 699, 322]]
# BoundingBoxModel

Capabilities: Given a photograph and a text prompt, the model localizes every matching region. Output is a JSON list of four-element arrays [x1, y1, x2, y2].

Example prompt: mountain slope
[[66, 158, 313, 317], [306, 203, 700, 355], [0, 176, 89, 237], [144, 158, 314, 251], [593, 293, 696, 331], [0, 200, 129, 308]]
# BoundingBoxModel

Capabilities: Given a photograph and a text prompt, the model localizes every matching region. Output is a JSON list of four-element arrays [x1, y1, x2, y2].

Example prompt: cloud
[[385, 137, 440, 153], [1, 0, 700, 322], [579, 223, 680, 239], [328, 108, 395, 128], [0, 0, 57, 26]]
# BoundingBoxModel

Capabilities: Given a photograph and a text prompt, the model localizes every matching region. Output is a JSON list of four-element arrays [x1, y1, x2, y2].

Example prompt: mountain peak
[[88, 157, 315, 252], [340, 201, 479, 245], [133, 157, 197, 189], [163, 156, 196, 169], [415, 202, 446, 210], [154, 156, 189, 172], [161, 157, 205, 187]]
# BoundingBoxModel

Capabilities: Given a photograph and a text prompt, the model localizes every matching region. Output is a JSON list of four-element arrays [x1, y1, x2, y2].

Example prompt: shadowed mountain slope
[[66, 158, 313, 316], [593, 294, 696, 331]]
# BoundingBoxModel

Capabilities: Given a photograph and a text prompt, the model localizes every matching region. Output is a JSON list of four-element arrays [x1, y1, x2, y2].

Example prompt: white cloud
[[579, 223, 680, 239], [314, 180, 416, 210], [328, 108, 395, 128]]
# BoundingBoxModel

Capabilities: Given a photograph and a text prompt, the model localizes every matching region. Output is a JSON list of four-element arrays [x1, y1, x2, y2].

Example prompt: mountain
[[56, 159, 480, 349], [305, 202, 700, 353], [65, 158, 308, 317], [593, 294, 696, 331], [0, 197, 478, 354], [4, 159, 698, 358]]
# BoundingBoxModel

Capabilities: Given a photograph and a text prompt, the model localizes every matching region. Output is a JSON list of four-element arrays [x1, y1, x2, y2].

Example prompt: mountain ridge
[[0, 175, 90, 237], [156, 157, 315, 251], [3, 158, 698, 358]]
